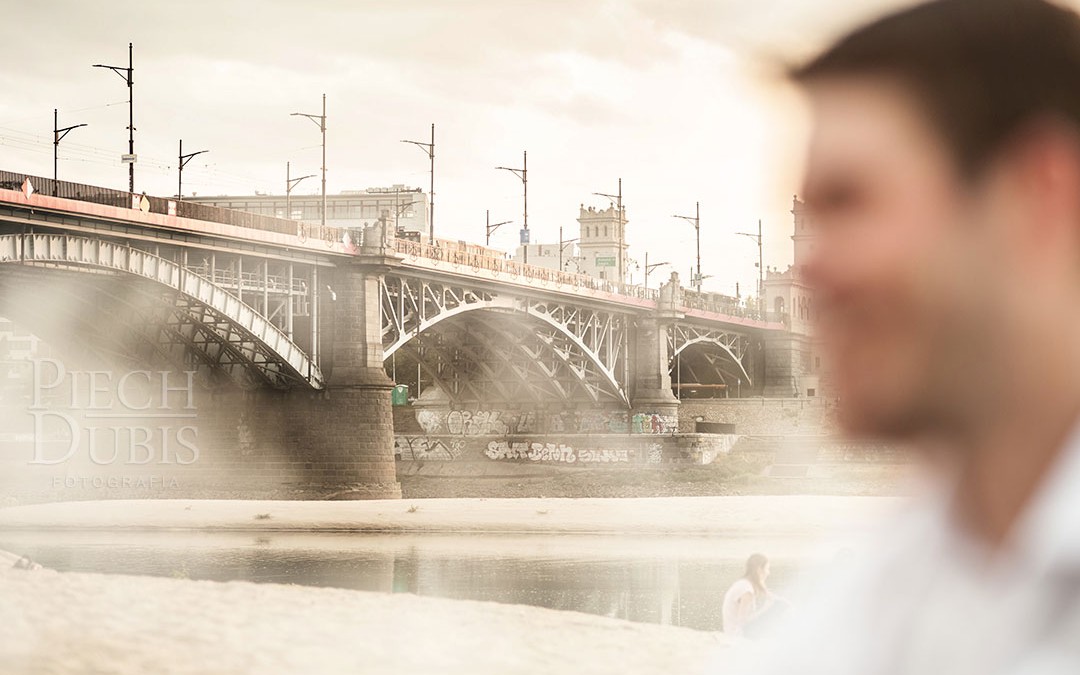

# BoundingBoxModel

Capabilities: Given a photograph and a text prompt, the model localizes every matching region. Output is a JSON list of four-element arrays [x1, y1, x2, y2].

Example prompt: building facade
[[576, 204, 628, 282], [188, 186, 429, 238], [512, 204, 629, 282]]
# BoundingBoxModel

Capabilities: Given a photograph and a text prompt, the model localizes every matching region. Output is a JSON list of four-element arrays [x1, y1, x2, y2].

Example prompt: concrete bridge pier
[[629, 273, 684, 426], [762, 333, 812, 399], [294, 228, 402, 499], [630, 317, 680, 425]]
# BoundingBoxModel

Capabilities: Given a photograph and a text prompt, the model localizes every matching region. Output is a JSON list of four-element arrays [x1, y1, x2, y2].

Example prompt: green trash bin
[[391, 384, 409, 406]]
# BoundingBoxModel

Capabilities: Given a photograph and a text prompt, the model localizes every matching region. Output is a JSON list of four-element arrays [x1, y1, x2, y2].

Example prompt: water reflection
[[0, 531, 838, 631]]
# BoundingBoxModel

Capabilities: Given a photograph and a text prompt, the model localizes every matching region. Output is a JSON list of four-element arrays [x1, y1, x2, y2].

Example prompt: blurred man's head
[[794, 0, 1080, 442]]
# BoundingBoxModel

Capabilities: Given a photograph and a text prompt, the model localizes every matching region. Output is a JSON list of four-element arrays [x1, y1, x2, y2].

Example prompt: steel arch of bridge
[[381, 274, 630, 405], [669, 323, 754, 386], [0, 233, 323, 390]]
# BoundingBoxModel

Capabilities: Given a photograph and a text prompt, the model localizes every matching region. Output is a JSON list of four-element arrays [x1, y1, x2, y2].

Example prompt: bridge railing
[[680, 292, 788, 324], [392, 237, 659, 301], [0, 170, 338, 240], [0, 169, 785, 325], [389, 237, 785, 323]]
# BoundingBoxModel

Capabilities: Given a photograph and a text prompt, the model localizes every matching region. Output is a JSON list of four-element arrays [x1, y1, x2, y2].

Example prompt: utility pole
[[643, 251, 668, 289], [393, 198, 417, 232], [673, 201, 701, 291], [737, 219, 765, 316], [558, 225, 579, 271], [401, 123, 435, 244], [177, 140, 208, 201], [93, 42, 135, 193], [593, 178, 625, 282], [496, 151, 528, 263], [286, 161, 316, 220], [485, 209, 511, 247], [292, 94, 327, 236], [53, 109, 87, 194]]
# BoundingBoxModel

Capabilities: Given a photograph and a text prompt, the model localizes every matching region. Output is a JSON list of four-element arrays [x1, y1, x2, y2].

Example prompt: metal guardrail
[[392, 238, 659, 301], [391, 238, 785, 323], [0, 170, 322, 238], [0, 169, 788, 325]]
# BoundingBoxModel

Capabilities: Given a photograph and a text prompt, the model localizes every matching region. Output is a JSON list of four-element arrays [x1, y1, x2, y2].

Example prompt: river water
[[0, 530, 843, 631]]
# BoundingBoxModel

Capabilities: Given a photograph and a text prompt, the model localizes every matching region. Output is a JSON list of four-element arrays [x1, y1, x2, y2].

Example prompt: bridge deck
[[0, 172, 786, 331]]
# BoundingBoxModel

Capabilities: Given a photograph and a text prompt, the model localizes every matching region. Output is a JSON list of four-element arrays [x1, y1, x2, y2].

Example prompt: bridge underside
[[670, 342, 751, 398], [0, 265, 304, 390], [387, 309, 628, 406], [0, 233, 323, 390]]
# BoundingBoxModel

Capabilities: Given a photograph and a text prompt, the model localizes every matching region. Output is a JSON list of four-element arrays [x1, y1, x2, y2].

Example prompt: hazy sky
[[0, 0, 928, 294]]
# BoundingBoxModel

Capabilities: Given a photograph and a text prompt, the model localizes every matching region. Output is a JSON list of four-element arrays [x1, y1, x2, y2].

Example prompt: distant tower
[[761, 195, 821, 398], [764, 195, 817, 332], [791, 195, 817, 276], [576, 204, 628, 281]]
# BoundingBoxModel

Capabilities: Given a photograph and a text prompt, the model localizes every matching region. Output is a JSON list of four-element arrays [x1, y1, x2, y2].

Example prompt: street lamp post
[[292, 94, 327, 237], [643, 251, 669, 289], [93, 42, 135, 193], [485, 210, 511, 247], [285, 161, 316, 220], [673, 201, 701, 291], [53, 109, 87, 194], [558, 226, 579, 271], [737, 219, 765, 317], [393, 198, 418, 232], [496, 151, 528, 263], [401, 124, 435, 245], [177, 140, 208, 201], [593, 178, 625, 283]]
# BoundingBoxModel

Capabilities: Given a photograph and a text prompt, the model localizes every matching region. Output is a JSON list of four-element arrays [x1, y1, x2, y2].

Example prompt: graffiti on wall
[[412, 408, 674, 435], [484, 441, 630, 463], [632, 413, 676, 435], [395, 437, 466, 461], [577, 447, 631, 463], [416, 410, 443, 434], [416, 409, 541, 435], [446, 410, 510, 435], [577, 411, 629, 434], [646, 443, 663, 464]]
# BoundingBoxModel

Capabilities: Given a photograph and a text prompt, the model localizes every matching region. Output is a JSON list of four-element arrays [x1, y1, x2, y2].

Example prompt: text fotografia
[[28, 358, 200, 466]]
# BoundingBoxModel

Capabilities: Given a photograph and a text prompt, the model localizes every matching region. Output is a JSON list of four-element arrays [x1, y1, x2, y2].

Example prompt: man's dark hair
[[793, 0, 1080, 176]]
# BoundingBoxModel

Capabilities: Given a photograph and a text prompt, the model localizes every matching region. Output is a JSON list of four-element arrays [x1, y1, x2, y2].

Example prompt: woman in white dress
[[722, 553, 777, 637]]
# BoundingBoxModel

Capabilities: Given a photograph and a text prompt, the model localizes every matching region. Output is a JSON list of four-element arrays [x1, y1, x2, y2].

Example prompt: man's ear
[[1001, 117, 1080, 251]]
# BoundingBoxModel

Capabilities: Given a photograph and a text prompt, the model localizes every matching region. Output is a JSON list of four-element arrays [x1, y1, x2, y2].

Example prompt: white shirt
[[723, 578, 757, 636], [731, 427, 1080, 675]]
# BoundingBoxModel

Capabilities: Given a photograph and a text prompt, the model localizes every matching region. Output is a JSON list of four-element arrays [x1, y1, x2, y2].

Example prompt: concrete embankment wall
[[676, 397, 834, 436], [390, 400, 901, 478], [394, 433, 740, 475]]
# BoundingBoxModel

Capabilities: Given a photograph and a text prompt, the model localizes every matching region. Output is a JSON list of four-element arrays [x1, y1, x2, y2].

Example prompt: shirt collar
[[1005, 417, 1080, 576]]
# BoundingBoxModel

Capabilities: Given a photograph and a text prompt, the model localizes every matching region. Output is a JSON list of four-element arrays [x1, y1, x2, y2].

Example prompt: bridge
[[0, 170, 803, 498]]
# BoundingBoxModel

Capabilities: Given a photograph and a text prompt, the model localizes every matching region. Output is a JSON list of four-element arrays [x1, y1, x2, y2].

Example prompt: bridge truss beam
[[0, 233, 324, 390], [380, 274, 631, 405]]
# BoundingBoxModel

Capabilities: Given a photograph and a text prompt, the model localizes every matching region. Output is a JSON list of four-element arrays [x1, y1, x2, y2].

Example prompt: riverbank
[[0, 457, 910, 506], [0, 495, 897, 673], [0, 495, 898, 535], [399, 462, 909, 499], [0, 565, 729, 675]]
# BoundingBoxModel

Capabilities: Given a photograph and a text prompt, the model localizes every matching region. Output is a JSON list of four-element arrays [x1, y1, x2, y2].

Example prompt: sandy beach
[[0, 565, 731, 675]]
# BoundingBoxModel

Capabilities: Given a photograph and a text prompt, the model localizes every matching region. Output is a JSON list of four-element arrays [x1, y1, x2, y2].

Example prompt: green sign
[[596, 256, 616, 267], [391, 384, 410, 406]]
